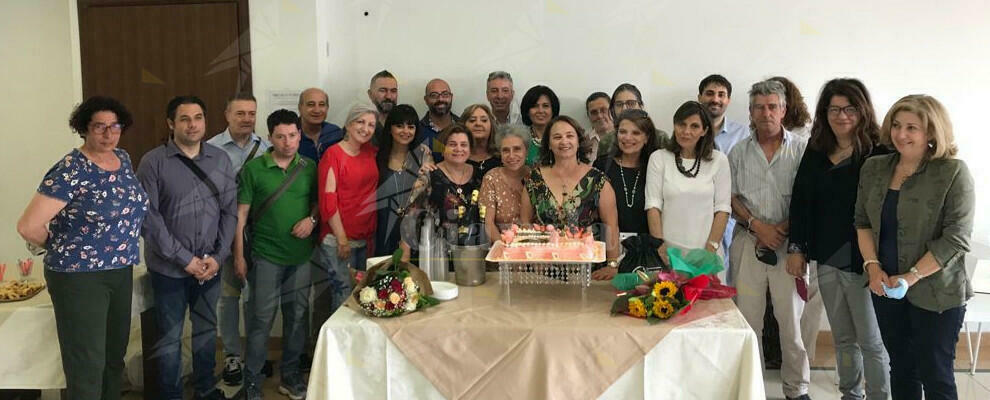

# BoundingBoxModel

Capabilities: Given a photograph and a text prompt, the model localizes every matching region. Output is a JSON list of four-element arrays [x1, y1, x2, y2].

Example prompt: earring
[[928, 141, 934, 149]]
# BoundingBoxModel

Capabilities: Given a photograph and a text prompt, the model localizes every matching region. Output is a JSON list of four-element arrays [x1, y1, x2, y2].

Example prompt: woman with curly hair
[[17, 96, 149, 399]]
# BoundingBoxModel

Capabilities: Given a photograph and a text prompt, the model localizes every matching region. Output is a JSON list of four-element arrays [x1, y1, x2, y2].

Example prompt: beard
[[429, 101, 450, 116], [376, 99, 395, 114], [706, 102, 725, 118]]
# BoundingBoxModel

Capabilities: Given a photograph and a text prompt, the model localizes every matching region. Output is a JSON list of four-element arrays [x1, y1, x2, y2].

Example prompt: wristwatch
[[309, 215, 318, 224], [909, 266, 924, 281], [607, 260, 618, 269], [708, 241, 720, 251]]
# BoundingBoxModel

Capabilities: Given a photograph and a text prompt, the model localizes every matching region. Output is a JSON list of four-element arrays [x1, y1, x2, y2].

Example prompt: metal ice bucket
[[450, 243, 488, 286]]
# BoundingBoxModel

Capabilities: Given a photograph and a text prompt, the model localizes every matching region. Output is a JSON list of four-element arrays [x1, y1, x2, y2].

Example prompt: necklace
[[443, 163, 470, 195], [675, 152, 702, 178], [618, 164, 640, 208]]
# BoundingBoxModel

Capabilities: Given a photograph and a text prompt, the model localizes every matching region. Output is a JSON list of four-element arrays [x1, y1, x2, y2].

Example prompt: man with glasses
[[728, 80, 811, 400], [585, 92, 613, 160], [418, 78, 458, 161], [486, 71, 520, 127]]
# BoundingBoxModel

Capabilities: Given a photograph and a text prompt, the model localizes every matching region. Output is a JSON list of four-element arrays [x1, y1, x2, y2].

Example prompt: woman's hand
[[786, 253, 807, 278], [866, 264, 888, 297], [337, 238, 351, 260], [657, 243, 671, 267], [886, 273, 917, 289], [591, 265, 618, 281], [418, 162, 439, 175]]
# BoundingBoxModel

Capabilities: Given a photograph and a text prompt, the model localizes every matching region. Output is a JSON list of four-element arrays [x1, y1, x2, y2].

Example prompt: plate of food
[[0, 280, 47, 303]]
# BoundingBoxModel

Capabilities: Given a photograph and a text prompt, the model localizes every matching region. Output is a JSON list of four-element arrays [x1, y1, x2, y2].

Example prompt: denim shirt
[[854, 153, 975, 312]]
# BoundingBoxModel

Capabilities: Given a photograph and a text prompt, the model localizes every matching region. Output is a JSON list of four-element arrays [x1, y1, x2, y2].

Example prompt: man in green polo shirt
[[233, 109, 317, 400]]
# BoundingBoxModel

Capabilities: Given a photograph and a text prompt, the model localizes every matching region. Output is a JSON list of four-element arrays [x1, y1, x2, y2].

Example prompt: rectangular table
[[308, 275, 765, 399], [0, 265, 153, 390]]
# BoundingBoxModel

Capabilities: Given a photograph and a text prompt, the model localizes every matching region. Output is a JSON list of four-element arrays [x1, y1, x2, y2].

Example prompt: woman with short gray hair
[[479, 125, 531, 242]]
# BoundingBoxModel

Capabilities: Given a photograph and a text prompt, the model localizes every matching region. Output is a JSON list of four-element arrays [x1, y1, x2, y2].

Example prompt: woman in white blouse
[[645, 101, 732, 267]]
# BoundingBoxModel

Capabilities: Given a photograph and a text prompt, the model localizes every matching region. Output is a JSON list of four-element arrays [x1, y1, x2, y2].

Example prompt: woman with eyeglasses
[[17, 96, 149, 399], [519, 85, 560, 166], [788, 78, 891, 400], [609, 83, 669, 151]]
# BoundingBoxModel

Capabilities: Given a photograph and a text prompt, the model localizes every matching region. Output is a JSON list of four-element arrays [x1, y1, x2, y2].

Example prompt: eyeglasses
[[613, 100, 641, 109], [827, 106, 859, 117], [90, 122, 123, 134], [427, 91, 452, 100]]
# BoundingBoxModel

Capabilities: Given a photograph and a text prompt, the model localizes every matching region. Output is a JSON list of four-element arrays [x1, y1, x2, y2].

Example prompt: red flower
[[385, 301, 395, 311], [378, 288, 389, 299], [390, 278, 402, 292]]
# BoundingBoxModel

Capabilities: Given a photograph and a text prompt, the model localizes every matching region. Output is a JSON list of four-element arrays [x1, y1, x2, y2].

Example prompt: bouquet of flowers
[[353, 250, 440, 318], [610, 247, 737, 323]]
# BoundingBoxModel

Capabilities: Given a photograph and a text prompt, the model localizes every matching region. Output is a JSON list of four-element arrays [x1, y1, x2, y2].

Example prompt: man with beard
[[698, 74, 749, 277], [368, 70, 398, 129], [486, 71, 520, 127], [417, 78, 458, 161], [297, 88, 343, 162], [139, 95, 237, 400]]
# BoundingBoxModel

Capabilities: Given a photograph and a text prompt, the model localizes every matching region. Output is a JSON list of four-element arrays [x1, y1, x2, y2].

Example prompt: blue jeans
[[219, 255, 245, 357], [149, 270, 220, 399], [314, 235, 367, 333], [244, 256, 311, 385], [873, 296, 965, 400]]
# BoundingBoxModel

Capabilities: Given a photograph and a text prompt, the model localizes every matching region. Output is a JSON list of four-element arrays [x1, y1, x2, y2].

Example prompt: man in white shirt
[[698, 74, 749, 277], [206, 93, 269, 387], [728, 79, 811, 400], [486, 71, 521, 127]]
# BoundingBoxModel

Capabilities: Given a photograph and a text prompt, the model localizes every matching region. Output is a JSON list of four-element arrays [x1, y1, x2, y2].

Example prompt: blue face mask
[[882, 278, 909, 299]]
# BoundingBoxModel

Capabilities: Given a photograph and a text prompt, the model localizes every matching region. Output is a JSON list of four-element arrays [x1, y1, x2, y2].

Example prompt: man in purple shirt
[[138, 95, 237, 400]]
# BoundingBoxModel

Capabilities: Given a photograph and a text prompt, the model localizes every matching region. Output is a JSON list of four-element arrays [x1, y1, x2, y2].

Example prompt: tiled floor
[[764, 369, 990, 399]]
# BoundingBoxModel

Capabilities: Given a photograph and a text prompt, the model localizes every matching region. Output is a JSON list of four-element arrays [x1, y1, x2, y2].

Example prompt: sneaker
[[221, 355, 244, 386], [278, 374, 307, 400], [244, 382, 264, 400]]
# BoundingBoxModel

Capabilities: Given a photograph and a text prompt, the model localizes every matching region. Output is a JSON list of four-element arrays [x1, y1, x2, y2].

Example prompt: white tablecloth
[[309, 298, 765, 399], [0, 265, 152, 389]]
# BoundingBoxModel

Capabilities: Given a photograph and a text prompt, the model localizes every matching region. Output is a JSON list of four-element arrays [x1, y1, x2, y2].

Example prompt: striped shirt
[[728, 129, 806, 225]]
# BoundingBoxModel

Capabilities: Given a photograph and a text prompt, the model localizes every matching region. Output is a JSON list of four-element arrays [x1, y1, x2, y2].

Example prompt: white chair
[[964, 293, 990, 375]]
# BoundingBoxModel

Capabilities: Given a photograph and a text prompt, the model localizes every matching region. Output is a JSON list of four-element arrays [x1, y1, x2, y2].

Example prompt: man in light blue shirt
[[698, 74, 750, 275], [205, 92, 269, 387]]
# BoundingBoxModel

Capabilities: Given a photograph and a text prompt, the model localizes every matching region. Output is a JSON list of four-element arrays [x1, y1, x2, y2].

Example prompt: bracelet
[[909, 267, 924, 280], [607, 260, 618, 269], [862, 259, 881, 270]]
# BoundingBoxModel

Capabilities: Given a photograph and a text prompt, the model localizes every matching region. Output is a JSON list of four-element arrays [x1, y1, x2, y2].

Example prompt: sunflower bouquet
[[610, 247, 737, 324]]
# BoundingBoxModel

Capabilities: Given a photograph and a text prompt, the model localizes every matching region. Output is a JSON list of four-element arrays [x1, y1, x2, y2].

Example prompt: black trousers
[[872, 295, 965, 400]]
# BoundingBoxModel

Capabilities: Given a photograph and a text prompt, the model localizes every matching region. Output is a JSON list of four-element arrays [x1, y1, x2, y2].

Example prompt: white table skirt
[[0, 265, 153, 389], [309, 302, 765, 399]]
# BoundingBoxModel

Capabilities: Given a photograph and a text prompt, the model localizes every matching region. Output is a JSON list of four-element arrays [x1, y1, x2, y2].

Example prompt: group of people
[[16, 68, 974, 400]]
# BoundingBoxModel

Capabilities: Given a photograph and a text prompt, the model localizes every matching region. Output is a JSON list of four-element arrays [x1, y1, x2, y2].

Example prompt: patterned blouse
[[525, 167, 606, 228], [479, 166, 527, 228], [38, 148, 149, 272], [403, 166, 482, 231]]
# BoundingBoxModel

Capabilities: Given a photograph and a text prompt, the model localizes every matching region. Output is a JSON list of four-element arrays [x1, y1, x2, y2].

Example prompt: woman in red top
[[317, 104, 378, 320]]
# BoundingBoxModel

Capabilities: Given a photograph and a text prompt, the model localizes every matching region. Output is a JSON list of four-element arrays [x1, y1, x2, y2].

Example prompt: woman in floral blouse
[[520, 115, 620, 280], [17, 96, 148, 399], [399, 124, 483, 262]]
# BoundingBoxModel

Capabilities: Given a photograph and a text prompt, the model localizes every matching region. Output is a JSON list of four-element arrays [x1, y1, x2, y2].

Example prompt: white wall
[[0, 0, 82, 277], [315, 0, 990, 252], [2, 0, 988, 265]]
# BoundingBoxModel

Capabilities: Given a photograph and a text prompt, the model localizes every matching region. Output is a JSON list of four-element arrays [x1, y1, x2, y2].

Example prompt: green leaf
[[610, 294, 633, 316], [647, 316, 661, 325], [392, 248, 403, 268]]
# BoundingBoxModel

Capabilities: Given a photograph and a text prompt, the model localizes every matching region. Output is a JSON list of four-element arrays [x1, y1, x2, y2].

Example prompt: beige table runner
[[349, 274, 738, 399]]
